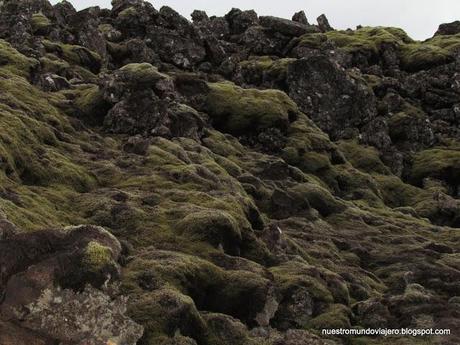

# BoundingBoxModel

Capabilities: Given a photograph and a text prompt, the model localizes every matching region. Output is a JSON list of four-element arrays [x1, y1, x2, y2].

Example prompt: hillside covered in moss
[[0, 1, 460, 344]]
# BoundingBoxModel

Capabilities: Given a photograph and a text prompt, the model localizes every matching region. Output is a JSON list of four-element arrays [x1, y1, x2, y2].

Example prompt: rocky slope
[[0, 0, 460, 344]]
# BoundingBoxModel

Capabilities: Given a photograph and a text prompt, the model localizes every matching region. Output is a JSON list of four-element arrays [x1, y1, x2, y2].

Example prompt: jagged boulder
[[286, 55, 378, 141], [292, 11, 309, 25], [316, 14, 333, 32], [145, 7, 206, 69], [435, 21, 460, 36], [259, 16, 315, 37], [0, 224, 143, 345], [102, 63, 205, 139], [225, 8, 259, 35]]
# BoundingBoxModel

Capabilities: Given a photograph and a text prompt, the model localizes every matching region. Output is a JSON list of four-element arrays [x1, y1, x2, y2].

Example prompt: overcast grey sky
[[50, 0, 460, 40]]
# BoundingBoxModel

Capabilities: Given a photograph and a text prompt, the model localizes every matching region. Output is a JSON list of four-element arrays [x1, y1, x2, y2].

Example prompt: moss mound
[[42, 40, 102, 74], [82, 241, 114, 272], [338, 140, 390, 175], [31, 13, 51, 34], [117, 63, 168, 84], [411, 146, 460, 186], [0, 40, 38, 77], [297, 26, 460, 71], [205, 82, 298, 135], [400, 43, 453, 71], [176, 210, 242, 255]]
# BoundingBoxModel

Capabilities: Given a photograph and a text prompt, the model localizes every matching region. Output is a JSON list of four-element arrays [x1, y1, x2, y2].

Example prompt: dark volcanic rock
[[102, 63, 204, 139], [259, 16, 315, 37], [225, 8, 259, 35], [435, 21, 460, 36], [317, 14, 333, 32], [0, 224, 143, 345], [292, 11, 309, 25], [286, 55, 378, 140]]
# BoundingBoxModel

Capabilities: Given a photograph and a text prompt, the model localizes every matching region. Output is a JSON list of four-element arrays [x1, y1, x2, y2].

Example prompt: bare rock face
[[0, 224, 143, 345], [225, 8, 259, 35], [286, 56, 378, 141], [23, 286, 143, 345], [259, 16, 315, 37], [435, 21, 460, 36], [292, 11, 309, 25], [316, 14, 333, 32]]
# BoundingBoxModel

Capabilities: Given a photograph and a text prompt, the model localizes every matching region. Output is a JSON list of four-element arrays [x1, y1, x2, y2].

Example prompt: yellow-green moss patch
[[205, 82, 298, 135]]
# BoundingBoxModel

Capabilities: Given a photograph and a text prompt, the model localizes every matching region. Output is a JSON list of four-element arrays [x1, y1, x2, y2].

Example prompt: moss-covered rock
[[128, 288, 208, 344], [82, 241, 114, 272], [204, 313, 252, 345], [308, 304, 351, 329], [324, 27, 410, 54], [288, 183, 347, 217], [411, 146, 460, 187], [123, 250, 272, 328], [0, 40, 38, 78], [296, 26, 412, 57], [270, 260, 350, 308], [238, 56, 295, 87], [72, 84, 111, 124], [31, 12, 52, 35], [428, 33, 460, 53], [176, 210, 242, 255], [205, 82, 298, 135], [116, 63, 168, 84], [296, 26, 459, 71], [42, 40, 102, 73], [400, 43, 453, 71], [338, 140, 390, 175]]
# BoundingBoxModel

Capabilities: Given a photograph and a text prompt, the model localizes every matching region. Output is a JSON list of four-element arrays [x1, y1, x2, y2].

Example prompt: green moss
[[0, 184, 83, 230], [363, 74, 383, 89], [400, 43, 453, 71], [338, 140, 390, 175], [176, 210, 242, 254], [411, 146, 460, 185], [73, 84, 110, 123], [308, 304, 351, 329], [0, 68, 103, 229], [0, 40, 38, 77], [373, 175, 422, 208], [387, 103, 428, 142], [128, 288, 208, 343], [426, 33, 460, 53], [82, 241, 113, 271], [98, 23, 113, 34], [205, 82, 298, 135], [31, 13, 51, 34], [383, 27, 414, 43], [117, 63, 168, 84], [290, 183, 347, 217], [239, 56, 296, 84], [402, 284, 431, 303], [39, 54, 70, 73], [297, 33, 329, 49], [282, 115, 335, 173], [300, 151, 331, 173], [42, 40, 102, 73], [124, 250, 271, 328], [298, 26, 457, 71], [118, 6, 138, 19], [270, 261, 346, 305], [324, 27, 409, 54]]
